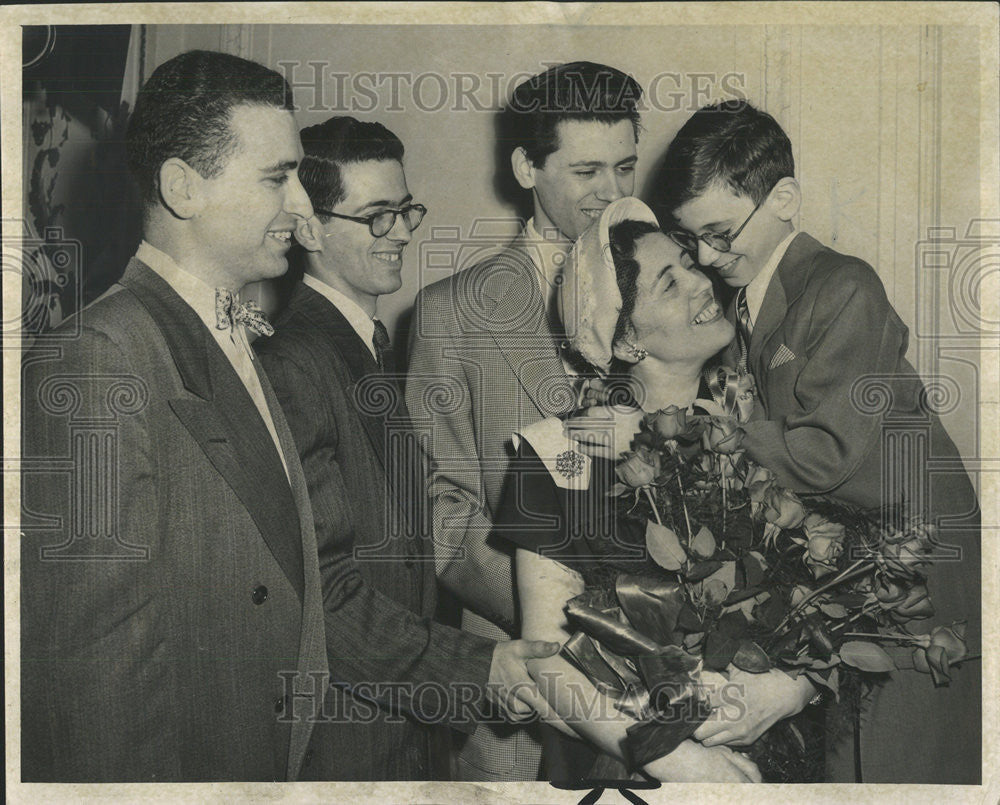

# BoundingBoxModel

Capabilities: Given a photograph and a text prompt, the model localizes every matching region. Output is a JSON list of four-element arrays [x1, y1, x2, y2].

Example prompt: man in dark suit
[[658, 100, 980, 783], [406, 62, 644, 780], [21, 50, 329, 781], [254, 116, 560, 781]]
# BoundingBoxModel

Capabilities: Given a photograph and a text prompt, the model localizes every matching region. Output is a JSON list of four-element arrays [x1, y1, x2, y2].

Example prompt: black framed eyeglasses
[[667, 194, 767, 254], [314, 203, 427, 238]]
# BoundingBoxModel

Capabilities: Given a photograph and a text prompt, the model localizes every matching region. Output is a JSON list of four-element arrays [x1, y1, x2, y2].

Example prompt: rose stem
[[844, 603, 881, 624], [644, 487, 663, 526], [772, 559, 872, 634], [843, 632, 922, 642], [720, 456, 727, 550], [676, 472, 693, 542]]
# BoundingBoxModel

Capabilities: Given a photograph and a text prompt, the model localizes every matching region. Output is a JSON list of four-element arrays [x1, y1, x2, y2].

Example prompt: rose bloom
[[761, 486, 806, 529], [913, 624, 968, 685], [651, 405, 688, 439], [744, 464, 776, 504], [874, 577, 908, 608], [805, 539, 843, 578], [801, 513, 846, 578], [802, 513, 845, 543], [892, 583, 935, 620], [616, 449, 659, 488], [884, 520, 939, 546], [878, 534, 932, 578], [702, 415, 744, 454]]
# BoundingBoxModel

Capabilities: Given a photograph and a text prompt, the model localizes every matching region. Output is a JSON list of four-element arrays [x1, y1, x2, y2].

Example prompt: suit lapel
[[749, 275, 787, 375], [121, 260, 305, 601], [287, 283, 390, 470], [255, 359, 327, 780], [484, 237, 576, 418], [748, 232, 818, 377]]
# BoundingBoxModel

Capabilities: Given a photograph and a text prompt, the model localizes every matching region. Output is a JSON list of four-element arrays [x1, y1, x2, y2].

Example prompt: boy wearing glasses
[[254, 116, 561, 781], [656, 101, 980, 784]]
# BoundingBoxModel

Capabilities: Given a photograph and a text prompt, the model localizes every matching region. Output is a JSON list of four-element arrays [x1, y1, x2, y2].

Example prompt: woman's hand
[[695, 667, 816, 747], [564, 404, 644, 461], [644, 739, 761, 782]]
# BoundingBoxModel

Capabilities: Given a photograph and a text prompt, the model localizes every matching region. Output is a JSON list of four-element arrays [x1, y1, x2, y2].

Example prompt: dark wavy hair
[[608, 218, 661, 355], [298, 116, 405, 216], [126, 49, 294, 206], [500, 61, 643, 168], [653, 99, 794, 215]]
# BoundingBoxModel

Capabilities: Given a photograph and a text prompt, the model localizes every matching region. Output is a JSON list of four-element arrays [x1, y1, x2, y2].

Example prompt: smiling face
[[672, 182, 789, 289], [626, 231, 734, 369], [192, 104, 312, 287], [315, 159, 412, 311], [524, 119, 638, 241]]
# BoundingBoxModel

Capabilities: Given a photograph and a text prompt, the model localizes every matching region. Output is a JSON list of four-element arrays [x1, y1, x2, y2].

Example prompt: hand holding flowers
[[556, 401, 973, 779]]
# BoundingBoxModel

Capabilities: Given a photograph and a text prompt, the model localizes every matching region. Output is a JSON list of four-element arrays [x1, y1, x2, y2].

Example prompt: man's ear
[[770, 176, 801, 222], [511, 147, 537, 191], [158, 158, 203, 219], [295, 216, 325, 253]]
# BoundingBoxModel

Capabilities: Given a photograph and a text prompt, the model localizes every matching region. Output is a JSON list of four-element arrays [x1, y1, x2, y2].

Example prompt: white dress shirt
[[301, 273, 380, 359], [743, 229, 798, 330], [136, 241, 289, 481]]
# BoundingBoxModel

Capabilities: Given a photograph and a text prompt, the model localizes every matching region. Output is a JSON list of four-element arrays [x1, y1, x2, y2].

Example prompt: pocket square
[[768, 344, 797, 370]]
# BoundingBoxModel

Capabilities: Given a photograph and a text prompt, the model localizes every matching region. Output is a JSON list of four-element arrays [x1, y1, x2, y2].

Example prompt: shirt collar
[[744, 229, 798, 326], [302, 273, 378, 358], [135, 240, 221, 333], [524, 218, 572, 309]]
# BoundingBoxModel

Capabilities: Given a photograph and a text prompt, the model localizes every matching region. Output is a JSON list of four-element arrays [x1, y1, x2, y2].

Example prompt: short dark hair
[[654, 100, 794, 214], [609, 218, 661, 350], [298, 117, 405, 215], [126, 49, 294, 205], [500, 61, 643, 167]]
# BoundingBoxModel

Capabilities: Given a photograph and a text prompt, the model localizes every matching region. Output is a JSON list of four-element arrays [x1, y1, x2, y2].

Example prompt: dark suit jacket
[[255, 281, 494, 781], [734, 232, 980, 783], [20, 259, 328, 781], [407, 232, 575, 778]]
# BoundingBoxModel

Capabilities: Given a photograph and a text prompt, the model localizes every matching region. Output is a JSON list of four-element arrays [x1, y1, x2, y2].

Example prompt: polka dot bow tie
[[214, 288, 274, 338]]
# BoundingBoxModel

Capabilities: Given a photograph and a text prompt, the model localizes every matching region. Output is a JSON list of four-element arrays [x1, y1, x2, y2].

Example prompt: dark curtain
[[21, 25, 142, 332]]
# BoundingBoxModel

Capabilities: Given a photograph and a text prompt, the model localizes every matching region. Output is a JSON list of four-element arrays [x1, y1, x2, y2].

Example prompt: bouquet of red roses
[[560, 402, 972, 777]]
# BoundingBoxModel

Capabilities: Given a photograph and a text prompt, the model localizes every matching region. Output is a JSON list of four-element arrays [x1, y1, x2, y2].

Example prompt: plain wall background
[[143, 23, 985, 462]]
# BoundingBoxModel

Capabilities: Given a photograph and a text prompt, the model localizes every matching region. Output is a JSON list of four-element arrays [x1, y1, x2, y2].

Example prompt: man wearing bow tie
[[20, 50, 335, 781], [254, 116, 560, 781]]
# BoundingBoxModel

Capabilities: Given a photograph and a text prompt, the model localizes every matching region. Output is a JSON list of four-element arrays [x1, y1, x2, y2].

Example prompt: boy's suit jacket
[[735, 232, 980, 783], [406, 232, 576, 779], [21, 259, 328, 782], [255, 281, 494, 781]]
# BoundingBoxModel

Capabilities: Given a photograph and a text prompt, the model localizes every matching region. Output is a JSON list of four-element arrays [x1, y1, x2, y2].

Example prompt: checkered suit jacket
[[406, 232, 576, 779]]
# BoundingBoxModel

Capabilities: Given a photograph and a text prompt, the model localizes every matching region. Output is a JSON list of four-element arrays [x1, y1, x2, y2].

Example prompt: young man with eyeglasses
[[253, 116, 560, 781], [655, 100, 980, 784]]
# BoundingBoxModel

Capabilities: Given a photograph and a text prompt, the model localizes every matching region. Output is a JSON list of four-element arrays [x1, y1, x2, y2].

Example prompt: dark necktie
[[372, 318, 394, 374], [735, 287, 752, 374]]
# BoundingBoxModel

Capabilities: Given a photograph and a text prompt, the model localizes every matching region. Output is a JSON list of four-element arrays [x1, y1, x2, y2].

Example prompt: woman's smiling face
[[626, 231, 735, 368]]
